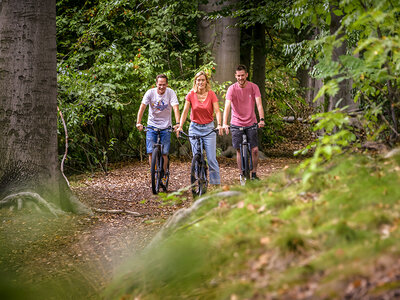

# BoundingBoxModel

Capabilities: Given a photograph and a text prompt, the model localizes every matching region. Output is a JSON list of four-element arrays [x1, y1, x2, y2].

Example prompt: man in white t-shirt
[[136, 74, 180, 180]]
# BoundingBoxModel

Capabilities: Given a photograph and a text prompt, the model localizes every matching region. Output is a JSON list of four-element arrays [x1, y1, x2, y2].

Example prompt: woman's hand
[[216, 125, 223, 136]]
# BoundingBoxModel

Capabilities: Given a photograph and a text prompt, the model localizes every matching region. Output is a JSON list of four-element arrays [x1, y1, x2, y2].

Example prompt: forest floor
[[2, 123, 399, 299], [1, 122, 314, 298], [67, 153, 303, 293], [0, 144, 304, 299]]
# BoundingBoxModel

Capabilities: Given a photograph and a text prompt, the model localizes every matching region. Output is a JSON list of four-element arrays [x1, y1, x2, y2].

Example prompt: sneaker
[[239, 174, 246, 186], [251, 172, 260, 180]]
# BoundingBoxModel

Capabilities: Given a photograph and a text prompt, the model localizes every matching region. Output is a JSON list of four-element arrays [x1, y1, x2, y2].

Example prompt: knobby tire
[[243, 145, 250, 180], [191, 154, 207, 197], [162, 156, 170, 192], [151, 147, 162, 194]]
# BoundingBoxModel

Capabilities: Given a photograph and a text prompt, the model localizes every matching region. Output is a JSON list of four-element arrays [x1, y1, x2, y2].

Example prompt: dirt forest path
[[66, 156, 301, 293], [0, 156, 302, 297]]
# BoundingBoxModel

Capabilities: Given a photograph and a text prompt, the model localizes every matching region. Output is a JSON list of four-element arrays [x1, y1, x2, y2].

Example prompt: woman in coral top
[[177, 71, 223, 185]]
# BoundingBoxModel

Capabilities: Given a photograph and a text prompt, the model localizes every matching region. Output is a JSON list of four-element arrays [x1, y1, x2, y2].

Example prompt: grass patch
[[108, 151, 400, 299]]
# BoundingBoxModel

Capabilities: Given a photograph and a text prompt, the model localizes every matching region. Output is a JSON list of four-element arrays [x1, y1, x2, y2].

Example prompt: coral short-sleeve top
[[186, 90, 218, 124]]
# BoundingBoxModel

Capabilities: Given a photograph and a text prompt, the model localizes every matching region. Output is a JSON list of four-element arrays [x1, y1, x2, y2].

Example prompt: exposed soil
[[64, 155, 302, 293]]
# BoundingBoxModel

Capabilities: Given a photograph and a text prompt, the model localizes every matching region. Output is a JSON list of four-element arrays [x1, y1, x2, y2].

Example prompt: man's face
[[156, 78, 168, 95], [235, 70, 248, 87]]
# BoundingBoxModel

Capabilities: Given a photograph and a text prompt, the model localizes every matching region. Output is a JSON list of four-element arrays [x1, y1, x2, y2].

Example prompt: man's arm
[[222, 99, 231, 135], [136, 103, 147, 131], [176, 101, 191, 137], [255, 97, 265, 128], [172, 104, 180, 130]]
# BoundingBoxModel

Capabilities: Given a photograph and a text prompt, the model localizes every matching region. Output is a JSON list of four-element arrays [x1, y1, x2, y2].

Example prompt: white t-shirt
[[142, 87, 179, 128]]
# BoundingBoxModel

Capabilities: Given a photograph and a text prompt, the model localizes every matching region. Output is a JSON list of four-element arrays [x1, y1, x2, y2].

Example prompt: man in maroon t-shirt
[[222, 64, 265, 181]]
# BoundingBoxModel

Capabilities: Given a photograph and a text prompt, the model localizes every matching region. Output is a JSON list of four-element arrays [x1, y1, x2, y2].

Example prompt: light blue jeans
[[189, 121, 221, 185]]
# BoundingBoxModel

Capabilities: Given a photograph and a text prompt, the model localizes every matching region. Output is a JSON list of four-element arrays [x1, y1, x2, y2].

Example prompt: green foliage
[[285, 0, 400, 144], [217, 0, 309, 147], [56, 0, 215, 172], [106, 152, 400, 299], [295, 108, 356, 187]]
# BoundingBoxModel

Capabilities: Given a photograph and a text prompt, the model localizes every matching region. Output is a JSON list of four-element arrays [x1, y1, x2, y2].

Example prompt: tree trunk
[[0, 0, 89, 213], [240, 26, 252, 71], [312, 76, 325, 112], [198, 0, 240, 85], [252, 23, 266, 103], [328, 4, 357, 112]]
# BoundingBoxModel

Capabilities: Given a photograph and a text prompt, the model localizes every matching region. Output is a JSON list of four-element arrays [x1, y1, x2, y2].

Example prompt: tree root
[[92, 208, 149, 217], [0, 192, 65, 216], [57, 106, 70, 188], [147, 190, 242, 249]]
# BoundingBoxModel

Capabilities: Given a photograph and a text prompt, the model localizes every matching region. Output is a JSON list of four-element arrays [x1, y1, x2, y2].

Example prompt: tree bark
[[252, 23, 266, 103], [198, 0, 240, 85], [328, 3, 357, 112], [0, 0, 89, 213], [240, 26, 252, 71], [312, 76, 325, 112]]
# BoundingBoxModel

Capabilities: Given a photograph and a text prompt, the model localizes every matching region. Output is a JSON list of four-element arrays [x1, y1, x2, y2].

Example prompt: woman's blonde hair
[[192, 71, 211, 93]]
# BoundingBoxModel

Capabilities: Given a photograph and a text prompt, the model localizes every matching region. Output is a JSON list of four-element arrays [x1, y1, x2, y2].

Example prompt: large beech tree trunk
[[0, 0, 88, 213], [198, 0, 240, 85]]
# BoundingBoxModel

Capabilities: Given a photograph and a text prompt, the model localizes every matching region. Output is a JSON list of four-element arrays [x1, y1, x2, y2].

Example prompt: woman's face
[[196, 75, 207, 90]]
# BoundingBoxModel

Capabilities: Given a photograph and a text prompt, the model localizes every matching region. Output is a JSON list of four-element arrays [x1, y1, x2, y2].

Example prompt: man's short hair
[[236, 64, 247, 73], [156, 74, 168, 83]]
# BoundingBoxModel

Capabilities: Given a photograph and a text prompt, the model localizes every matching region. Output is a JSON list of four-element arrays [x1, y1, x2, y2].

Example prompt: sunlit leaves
[[296, 109, 356, 187], [56, 0, 212, 171]]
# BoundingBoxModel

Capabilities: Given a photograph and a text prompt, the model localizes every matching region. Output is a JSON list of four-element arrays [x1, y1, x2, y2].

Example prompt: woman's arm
[[213, 101, 223, 136]]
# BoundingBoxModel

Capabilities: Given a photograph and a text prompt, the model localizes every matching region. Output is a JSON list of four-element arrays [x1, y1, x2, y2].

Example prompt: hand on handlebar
[[216, 125, 223, 136], [173, 124, 180, 132], [136, 123, 143, 131], [175, 126, 183, 138], [223, 124, 230, 135]]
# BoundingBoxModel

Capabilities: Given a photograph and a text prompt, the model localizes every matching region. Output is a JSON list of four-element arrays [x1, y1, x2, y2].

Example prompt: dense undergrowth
[[107, 150, 400, 299]]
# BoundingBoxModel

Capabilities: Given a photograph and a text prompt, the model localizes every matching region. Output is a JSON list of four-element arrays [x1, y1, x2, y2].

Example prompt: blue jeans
[[146, 126, 171, 155], [189, 121, 221, 185]]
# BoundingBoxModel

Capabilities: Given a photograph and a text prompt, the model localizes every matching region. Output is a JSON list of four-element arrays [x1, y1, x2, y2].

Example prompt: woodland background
[[56, 0, 399, 174], [0, 0, 400, 299]]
